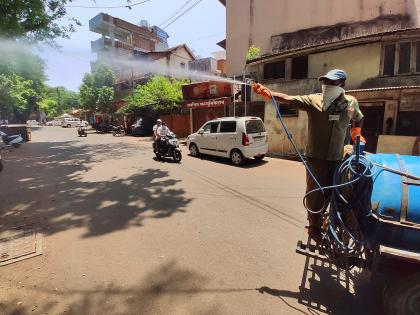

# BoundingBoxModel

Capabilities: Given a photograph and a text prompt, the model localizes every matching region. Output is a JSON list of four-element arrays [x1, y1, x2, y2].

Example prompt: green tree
[[92, 64, 115, 87], [0, 0, 81, 44], [44, 86, 80, 113], [79, 64, 115, 113], [96, 87, 114, 114], [0, 49, 46, 92], [39, 98, 58, 119], [246, 45, 261, 61], [123, 76, 188, 113], [0, 74, 36, 120]]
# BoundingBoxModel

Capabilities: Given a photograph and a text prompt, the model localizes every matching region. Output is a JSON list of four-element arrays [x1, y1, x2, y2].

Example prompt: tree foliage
[[96, 87, 114, 114], [0, 74, 37, 120], [39, 98, 58, 119], [123, 76, 188, 113], [43, 86, 79, 112], [246, 45, 261, 61], [79, 64, 115, 113], [0, 0, 81, 44]]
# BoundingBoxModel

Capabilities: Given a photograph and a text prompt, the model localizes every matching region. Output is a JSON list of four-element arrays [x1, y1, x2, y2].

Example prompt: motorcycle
[[0, 130, 23, 148], [112, 125, 125, 137], [153, 132, 182, 163], [77, 126, 88, 137]]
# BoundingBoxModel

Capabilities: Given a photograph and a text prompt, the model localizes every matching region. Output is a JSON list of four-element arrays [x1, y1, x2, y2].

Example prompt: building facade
[[219, 0, 420, 155], [89, 13, 196, 105]]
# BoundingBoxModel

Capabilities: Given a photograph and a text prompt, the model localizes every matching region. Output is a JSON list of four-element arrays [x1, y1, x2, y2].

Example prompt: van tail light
[[242, 132, 250, 146]]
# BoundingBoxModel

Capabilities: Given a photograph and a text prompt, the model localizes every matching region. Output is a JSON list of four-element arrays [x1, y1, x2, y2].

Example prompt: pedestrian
[[253, 69, 365, 243]]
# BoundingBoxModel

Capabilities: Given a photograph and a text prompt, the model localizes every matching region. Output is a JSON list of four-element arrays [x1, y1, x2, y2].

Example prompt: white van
[[61, 117, 80, 128], [187, 116, 268, 165]]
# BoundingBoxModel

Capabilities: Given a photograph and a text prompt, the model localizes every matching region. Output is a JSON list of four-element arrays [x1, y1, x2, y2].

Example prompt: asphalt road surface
[[0, 127, 384, 315]]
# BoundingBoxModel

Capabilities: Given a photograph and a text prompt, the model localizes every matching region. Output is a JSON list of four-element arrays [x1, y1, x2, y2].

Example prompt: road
[[0, 127, 384, 315]]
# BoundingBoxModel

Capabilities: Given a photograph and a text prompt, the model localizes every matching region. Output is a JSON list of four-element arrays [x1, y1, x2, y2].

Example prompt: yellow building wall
[[308, 43, 382, 89], [225, 0, 413, 76], [259, 43, 383, 155]]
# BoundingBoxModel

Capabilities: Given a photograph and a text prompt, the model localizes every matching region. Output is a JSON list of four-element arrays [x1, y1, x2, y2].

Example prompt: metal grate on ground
[[0, 224, 43, 266]]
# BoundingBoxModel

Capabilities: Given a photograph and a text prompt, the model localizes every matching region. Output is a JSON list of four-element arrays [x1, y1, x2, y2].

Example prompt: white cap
[[157, 119, 162, 123]]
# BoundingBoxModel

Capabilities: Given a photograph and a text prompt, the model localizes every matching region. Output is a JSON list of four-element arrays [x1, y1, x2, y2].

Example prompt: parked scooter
[[153, 132, 182, 163], [77, 126, 88, 137], [0, 130, 23, 148], [0, 130, 24, 173], [112, 125, 125, 137]]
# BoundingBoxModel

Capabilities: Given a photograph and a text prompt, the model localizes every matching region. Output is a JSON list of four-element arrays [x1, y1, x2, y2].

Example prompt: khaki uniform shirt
[[289, 94, 363, 161]]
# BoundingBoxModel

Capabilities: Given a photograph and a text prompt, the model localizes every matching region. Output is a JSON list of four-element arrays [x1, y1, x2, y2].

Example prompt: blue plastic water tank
[[366, 153, 420, 250]]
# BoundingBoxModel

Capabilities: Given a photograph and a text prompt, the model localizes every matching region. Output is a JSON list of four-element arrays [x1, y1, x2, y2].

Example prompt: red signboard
[[182, 81, 232, 100], [183, 97, 231, 108]]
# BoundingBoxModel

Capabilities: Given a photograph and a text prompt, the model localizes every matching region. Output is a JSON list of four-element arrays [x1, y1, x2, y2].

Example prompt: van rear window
[[246, 120, 265, 133]]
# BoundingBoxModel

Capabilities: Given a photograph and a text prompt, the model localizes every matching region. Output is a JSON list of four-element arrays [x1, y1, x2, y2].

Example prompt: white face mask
[[322, 84, 344, 110]]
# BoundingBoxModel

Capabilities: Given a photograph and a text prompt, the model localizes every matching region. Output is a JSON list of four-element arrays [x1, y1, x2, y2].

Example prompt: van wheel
[[67, 124, 71, 128], [230, 149, 244, 166], [255, 155, 265, 161], [189, 143, 199, 157]]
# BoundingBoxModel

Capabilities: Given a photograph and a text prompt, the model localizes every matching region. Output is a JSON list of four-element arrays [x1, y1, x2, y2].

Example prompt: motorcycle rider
[[156, 122, 171, 153], [78, 119, 89, 135], [153, 119, 162, 152], [153, 119, 162, 139]]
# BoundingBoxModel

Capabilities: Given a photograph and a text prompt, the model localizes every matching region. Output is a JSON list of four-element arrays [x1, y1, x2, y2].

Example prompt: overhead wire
[[161, 0, 203, 29], [158, 0, 195, 27], [67, 0, 152, 9], [188, 31, 224, 43]]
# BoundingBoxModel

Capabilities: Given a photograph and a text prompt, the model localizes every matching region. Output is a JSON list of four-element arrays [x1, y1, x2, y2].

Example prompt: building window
[[382, 40, 420, 75], [398, 42, 411, 74], [291, 56, 308, 79], [180, 62, 186, 69], [277, 104, 298, 117], [263, 60, 285, 80], [416, 41, 420, 72], [383, 44, 396, 76]]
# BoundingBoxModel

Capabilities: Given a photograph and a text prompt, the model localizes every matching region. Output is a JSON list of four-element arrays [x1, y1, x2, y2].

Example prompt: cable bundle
[[324, 155, 375, 268]]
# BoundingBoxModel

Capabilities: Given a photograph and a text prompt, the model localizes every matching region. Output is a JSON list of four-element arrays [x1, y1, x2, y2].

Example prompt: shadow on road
[[257, 256, 386, 315], [0, 260, 254, 315], [189, 153, 268, 169], [0, 140, 192, 237]]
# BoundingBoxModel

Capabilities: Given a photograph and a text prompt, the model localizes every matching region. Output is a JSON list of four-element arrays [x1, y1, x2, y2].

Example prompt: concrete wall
[[225, 0, 418, 76], [377, 135, 418, 155], [168, 47, 194, 70], [255, 80, 320, 155], [308, 43, 382, 89]]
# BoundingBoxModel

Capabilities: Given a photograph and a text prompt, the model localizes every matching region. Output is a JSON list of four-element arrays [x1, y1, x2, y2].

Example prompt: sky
[[40, 0, 226, 91]]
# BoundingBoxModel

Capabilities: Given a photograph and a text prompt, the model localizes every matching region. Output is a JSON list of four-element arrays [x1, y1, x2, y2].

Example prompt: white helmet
[[157, 119, 162, 123]]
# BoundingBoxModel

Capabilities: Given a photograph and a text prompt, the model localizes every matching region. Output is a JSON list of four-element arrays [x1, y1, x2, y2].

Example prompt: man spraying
[[253, 69, 365, 242]]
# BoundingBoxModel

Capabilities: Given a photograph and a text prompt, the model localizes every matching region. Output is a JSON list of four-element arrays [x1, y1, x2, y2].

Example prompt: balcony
[[91, 37, 133, 52], [89, 13, 130, 38]]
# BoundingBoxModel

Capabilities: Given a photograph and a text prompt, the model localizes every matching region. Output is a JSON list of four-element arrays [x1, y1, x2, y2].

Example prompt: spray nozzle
[[244, 78, 256, 86]]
